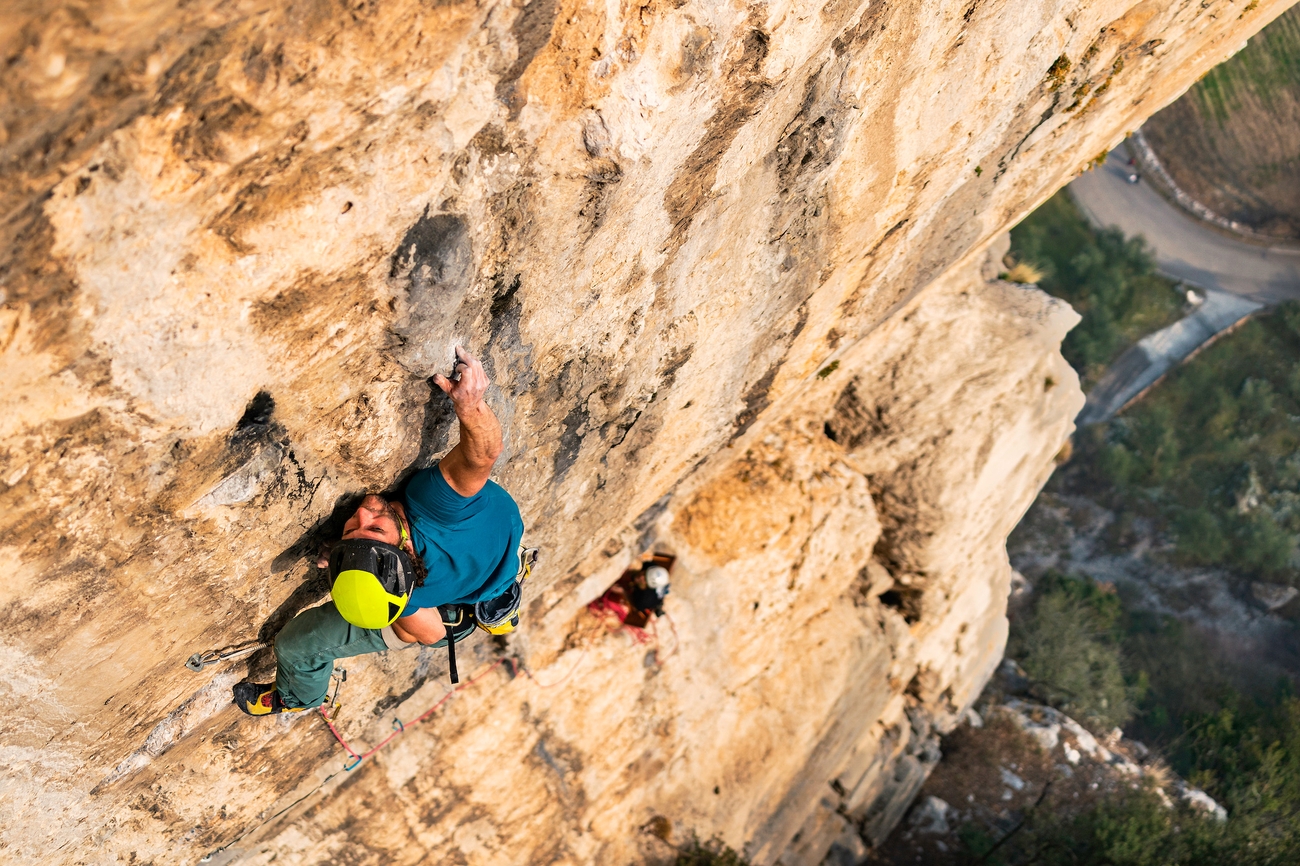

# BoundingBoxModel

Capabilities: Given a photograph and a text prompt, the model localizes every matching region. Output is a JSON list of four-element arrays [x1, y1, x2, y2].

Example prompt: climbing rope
[[316, 644, 602, 769], [316, 592, 678, 769], [318, 657, 509, 770]]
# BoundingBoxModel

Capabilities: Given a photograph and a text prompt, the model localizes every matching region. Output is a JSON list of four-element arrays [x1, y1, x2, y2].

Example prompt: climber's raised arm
[[236, 351, 525, 719], [432, 345, 504, 497]]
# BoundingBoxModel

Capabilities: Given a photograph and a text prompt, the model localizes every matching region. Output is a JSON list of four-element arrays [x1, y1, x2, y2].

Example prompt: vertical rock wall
[[0, 0, 1290, 863]]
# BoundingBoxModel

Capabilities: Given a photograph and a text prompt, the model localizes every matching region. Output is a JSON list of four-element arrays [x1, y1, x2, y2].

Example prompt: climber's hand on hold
[[434, 346, 504, 497], [432, 346, 489, 413], [316, 539, 337, 569]]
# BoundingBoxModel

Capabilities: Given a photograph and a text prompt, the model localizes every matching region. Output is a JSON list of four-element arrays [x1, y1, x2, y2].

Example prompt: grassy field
[[1194, 8, 1300, 122], [1142, 6, 1300, 239]]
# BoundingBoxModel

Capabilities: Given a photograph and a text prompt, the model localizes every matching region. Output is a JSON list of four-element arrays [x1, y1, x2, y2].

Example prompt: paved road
[[1077, 288, 1262, 424], [1070, 146, 1300, 303], [1069, 145, 1300, 423]]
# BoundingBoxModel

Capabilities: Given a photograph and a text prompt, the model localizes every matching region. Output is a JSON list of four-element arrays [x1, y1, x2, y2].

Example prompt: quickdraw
[[184, 641, 267, 672], [321, 669, 347, 721]]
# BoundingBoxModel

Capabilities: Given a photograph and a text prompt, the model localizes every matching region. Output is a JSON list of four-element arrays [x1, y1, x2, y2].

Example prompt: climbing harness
[[430, 546, 540, 684], [185, 640, 266, 672], [474, 547, 538, 635]]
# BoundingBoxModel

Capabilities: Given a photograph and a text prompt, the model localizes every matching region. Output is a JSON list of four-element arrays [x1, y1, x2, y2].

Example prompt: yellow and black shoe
[[232, 682, 307, 716]]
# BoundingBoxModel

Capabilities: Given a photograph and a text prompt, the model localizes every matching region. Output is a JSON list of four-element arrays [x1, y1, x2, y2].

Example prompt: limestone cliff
[[0, 1, 1289, 864]]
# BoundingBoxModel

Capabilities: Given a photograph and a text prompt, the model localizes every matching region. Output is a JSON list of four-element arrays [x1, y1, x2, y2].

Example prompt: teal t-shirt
[[400, 463, 523, 613]]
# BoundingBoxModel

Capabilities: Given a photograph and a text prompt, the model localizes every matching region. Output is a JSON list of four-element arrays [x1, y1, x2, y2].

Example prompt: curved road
[[1069, 145, 1300, 303], [1069, 145, 1300, 423]]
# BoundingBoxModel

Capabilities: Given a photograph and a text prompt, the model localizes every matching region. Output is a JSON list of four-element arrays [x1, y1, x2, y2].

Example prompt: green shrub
[[1021, 789, 1176, 866], [1009, 192, 1184, 383], [1185, 695, 1300, 828], [982, 771, 1300, 864], [1173, 507, 1230, 564], [1236, 511, 1294, 576], [1009, 573, 1137, 730]]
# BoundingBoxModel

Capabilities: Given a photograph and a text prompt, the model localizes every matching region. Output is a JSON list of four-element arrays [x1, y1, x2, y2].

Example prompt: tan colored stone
[[0, 0, 1291, 863]]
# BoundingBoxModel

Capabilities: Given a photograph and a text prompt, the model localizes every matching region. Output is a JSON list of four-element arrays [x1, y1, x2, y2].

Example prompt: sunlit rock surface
[[0, 1, 1288, 863]]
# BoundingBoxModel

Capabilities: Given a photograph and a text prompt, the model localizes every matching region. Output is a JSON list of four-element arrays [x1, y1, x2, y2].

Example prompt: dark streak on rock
[[731, 361, 781, 442], [662, 27, 770, 259], [832, 1, 891, 56], [633, 493, 673, 550], [553, 403, 588, 480], [658, 343, 695, 389], [233, 391, 276, 439], [496, 0, 559, 118], [824, 378, 887, 450], [390, 209, 472, 299], [872, 220, 911, 258], [634, 494, 672, 534], [578, 157, 623, 237], [996, 95, 1061, 180], [601, 405, 642, 449], [409, 381, 460, 473]]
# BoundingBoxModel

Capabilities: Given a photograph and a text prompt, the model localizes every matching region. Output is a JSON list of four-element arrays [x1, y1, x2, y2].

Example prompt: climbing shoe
[[233, 681, 308, 716]]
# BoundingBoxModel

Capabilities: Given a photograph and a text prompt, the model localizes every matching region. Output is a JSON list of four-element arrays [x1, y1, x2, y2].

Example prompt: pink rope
[[319, 609, 679, 768], [318, 658, 507, 770]]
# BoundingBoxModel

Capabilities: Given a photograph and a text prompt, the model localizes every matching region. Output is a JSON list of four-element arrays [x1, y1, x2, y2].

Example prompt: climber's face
[[341, 495, 402, 546]]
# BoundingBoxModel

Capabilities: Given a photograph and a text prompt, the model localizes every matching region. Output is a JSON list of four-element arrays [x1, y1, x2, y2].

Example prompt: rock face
[[0, 1, 1286, 864]]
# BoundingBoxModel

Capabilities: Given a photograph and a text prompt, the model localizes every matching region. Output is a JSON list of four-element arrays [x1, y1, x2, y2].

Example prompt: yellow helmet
[[328, 540, 414, 629]]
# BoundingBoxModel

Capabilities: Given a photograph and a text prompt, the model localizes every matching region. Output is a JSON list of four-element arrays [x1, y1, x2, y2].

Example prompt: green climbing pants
[[274, 602, 391, 708]]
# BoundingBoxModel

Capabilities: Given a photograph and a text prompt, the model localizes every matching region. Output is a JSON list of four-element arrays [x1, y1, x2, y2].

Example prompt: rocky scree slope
[[0, 0, 1288, 864]]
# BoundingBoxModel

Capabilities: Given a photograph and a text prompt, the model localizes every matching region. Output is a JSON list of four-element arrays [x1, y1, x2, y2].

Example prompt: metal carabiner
[[321, 669, 347, 720], [184, 641, 266, 672]]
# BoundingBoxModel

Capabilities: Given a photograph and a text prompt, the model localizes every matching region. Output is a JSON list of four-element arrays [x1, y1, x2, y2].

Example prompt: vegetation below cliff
[[894, 182, 1300, 865], [1077, 305, 1300, 586], [1007, 574, 1300, 864], [1011, 184, 1300, 590], [873, 571, 1300, 865], [1008, 191, 1183, 387]]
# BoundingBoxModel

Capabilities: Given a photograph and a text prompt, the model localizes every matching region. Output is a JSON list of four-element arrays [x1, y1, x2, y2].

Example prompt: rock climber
[[233, 346, 524, 715]]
